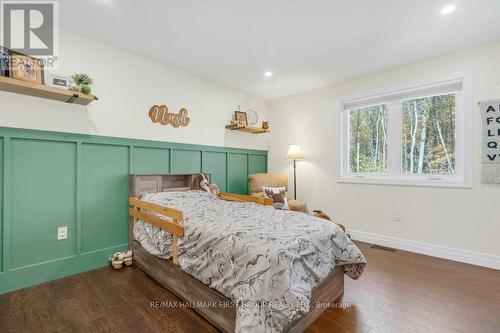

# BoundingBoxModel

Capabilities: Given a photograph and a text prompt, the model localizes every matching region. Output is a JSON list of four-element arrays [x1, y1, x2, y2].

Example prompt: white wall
[[0, 30, 269, 150], [268, 41, 500, 259]]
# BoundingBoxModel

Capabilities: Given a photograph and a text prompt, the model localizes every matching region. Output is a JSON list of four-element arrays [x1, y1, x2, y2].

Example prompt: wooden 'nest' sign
[[149, 105, 190, 127]]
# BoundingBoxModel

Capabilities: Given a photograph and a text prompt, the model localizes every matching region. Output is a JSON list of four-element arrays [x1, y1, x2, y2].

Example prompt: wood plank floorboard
[[0, 241, 499, 333]]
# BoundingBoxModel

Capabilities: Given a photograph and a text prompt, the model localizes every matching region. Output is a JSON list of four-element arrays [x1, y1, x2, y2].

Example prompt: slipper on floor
[[123, 250, 133, 266], [109, 252, 125, 270]]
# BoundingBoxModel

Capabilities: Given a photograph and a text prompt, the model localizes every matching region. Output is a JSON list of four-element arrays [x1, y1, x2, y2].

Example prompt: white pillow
[[262, 186, 289, 210]]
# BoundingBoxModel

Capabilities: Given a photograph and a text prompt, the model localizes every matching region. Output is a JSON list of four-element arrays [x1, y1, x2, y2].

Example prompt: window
[[401, 94, 456, 175], [340, 73, 471, 187], [349, 104, 388, 173]]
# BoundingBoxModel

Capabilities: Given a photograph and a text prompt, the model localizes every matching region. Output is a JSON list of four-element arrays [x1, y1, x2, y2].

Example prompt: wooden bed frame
[[128, 174, 344, 333]]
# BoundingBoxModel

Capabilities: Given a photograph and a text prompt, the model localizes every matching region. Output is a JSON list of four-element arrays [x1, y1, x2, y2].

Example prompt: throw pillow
[[262, 186, 289, 210]]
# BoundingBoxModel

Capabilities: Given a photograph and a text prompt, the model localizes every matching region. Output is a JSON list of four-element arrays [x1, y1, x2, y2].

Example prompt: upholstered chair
[[248, 173, 306, 212]]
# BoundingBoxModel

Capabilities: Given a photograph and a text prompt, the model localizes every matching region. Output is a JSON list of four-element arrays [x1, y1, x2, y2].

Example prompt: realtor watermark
[[150, 300, 352, 310], [1, 1, 59, 68]]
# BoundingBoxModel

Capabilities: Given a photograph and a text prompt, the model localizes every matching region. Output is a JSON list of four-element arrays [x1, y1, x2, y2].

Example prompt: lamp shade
[[285, 144, 305, 160]]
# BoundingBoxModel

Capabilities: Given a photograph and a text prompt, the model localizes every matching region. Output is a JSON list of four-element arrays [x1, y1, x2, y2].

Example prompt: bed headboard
[[129, 173, 211, 198]]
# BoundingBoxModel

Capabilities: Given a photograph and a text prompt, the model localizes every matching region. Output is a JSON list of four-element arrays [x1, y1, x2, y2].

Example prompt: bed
[[128, 174, 366, 333]]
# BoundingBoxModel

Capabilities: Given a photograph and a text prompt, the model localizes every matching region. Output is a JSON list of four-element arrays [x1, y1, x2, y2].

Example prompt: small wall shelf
[[0, 76, 95, 105], [225, 124, 269, 134]]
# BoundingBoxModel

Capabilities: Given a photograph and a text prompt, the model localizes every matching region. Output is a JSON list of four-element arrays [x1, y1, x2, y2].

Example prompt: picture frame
[[10, 52, 44, 84], [44, 72, 75, 89], [0, 46, 11, 77], [235, 111, 248, 126]]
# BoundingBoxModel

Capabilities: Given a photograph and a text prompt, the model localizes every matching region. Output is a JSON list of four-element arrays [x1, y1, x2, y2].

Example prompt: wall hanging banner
[[479, 99, 500, 184]]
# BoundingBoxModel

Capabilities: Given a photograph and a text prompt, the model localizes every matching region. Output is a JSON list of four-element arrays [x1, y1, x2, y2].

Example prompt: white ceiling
[[59, 0, 500, 100]]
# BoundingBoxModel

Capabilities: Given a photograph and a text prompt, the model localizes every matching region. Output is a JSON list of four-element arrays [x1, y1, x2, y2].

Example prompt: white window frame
[[339, 72, 472, 188]]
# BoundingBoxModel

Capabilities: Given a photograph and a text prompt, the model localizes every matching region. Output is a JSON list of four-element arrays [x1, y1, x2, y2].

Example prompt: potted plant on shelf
[[70, 73, 93, 94], [70, 73, 99, 100]]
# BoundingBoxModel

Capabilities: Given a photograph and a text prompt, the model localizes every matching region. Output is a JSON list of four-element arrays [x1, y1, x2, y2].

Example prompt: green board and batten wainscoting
[[0, 127, 267, 294]]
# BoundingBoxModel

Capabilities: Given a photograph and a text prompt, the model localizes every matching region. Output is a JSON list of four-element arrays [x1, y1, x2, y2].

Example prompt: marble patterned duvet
[[133, 191, 366, 333]]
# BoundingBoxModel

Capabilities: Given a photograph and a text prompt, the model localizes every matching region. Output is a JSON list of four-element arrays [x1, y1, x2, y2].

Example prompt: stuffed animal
[[198, 173, 220, 195], [199, 173, 210, 192], [313, 209, 331, 220], [208, 183, 219, 195], [313, 210, 346, 233]]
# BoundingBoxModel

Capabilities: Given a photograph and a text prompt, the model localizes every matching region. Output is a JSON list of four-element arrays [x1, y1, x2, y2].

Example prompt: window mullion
[[388, 101, 402, 177]]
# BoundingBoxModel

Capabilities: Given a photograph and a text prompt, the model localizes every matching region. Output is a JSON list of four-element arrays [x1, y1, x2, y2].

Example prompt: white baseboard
[[348, 229, 500, 270]]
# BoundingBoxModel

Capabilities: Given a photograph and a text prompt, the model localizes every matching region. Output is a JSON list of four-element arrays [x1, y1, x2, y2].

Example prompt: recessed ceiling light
[[96, 0, 114, 5], [440, 4, 456, 15], [264, 71, 273, 78]]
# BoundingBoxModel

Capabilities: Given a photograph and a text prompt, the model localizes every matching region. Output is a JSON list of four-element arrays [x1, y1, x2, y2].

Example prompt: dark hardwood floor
[[1, 241, 499, 333]]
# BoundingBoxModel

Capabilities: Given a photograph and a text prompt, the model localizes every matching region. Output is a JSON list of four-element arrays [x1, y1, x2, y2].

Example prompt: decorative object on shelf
[[262, 121, 269, 130], [285, 144, 305, 200], [45, 72, 75, 89], [226, 106, 266, 133], [11, 52, 44, 84], [245, 108, 259, 125], [235, 110, 248, 126], [71, 73, 93, 94], [148, 105, 191, 127], [80, 85, 91, 95], [479, 99, 500, 184], [0, 46, 11, 77]]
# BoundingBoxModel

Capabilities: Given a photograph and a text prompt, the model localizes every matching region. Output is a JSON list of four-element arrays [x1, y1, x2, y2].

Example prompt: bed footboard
[[128, 191, 271, 264], [128, 197, 184, 264]]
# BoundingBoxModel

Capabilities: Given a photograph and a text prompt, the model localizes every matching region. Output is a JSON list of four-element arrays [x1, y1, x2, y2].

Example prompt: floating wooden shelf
[[225, 124, 269, 134], [0, 76, 95, 105]]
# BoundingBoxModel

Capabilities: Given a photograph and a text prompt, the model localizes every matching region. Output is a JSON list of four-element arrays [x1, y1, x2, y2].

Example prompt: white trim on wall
[[349, 229, 500, 270]]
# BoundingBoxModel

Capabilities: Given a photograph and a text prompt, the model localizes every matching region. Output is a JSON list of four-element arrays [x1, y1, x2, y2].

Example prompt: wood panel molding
[[0, 126, 268, 294]]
